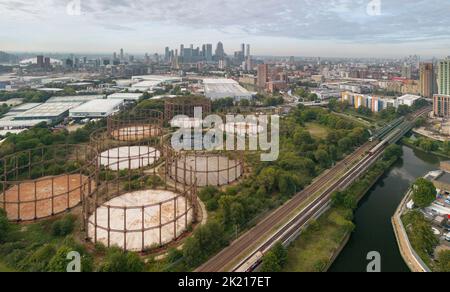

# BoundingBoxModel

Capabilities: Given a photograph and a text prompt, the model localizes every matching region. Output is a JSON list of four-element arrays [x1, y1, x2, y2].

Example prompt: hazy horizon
[[1, 0, 450, 58]]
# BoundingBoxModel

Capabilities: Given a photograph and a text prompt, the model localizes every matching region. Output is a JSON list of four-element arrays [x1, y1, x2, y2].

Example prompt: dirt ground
[[99, 146, 161, 171], [170, 155, 243, 186], [1, 174, 90, 221], [111, 126, 161, 141], [88, 189, 193, 251]]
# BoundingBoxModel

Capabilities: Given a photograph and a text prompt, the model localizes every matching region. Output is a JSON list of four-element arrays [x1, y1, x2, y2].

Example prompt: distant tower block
[[164, 96, 211, 122], [108, 109, 164, 142], [0, 144, 95, 222]]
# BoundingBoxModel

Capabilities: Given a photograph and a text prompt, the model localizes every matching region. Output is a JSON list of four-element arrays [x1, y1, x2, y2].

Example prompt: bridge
[[195, 107, 431, 273]]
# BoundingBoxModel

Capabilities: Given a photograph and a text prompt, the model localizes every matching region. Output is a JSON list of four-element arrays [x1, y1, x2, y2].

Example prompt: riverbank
[[402, 136, 450, 159], [283, 146, 402, 272], [392, 190, 430, 272]]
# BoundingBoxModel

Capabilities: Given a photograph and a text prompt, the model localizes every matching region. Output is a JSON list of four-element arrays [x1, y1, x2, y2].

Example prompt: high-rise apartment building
[[434, 94, 450, 118], [257, 64, 269, 90], [419, 62, 435, 98], [438, 58, 450, 95]]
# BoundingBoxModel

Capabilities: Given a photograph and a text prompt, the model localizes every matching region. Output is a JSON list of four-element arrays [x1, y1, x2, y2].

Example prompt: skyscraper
[[419, 63, 435, 98], [165, 47, 170, 62], [246, 44, 251, 57], [206, 44, 213, 62], [215, 42, 225, 60], [257, 64, 269, 90], [120, 48, 124, 60], [438, 58, 450, 95], [37, 55, 44, 67], [241, 44, 245, 56]]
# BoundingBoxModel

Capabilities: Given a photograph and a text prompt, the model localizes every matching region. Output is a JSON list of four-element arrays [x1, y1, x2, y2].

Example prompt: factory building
[[203, 79, 253, 101], [69, 99, 124, 119]]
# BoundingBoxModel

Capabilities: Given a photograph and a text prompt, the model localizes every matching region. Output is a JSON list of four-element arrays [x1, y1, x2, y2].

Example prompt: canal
[[329, 145, 442, 272]]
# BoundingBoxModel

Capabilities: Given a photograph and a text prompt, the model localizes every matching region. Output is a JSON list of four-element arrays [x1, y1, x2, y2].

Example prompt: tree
[[314, 149, 331, 169], [98, 248, 145, 272], [0, 209, 10, 243], [259, 242, 287, 272], [412, 178, 436, 208], [260, 252, 281, 272], [383, 144, 403, 161], [437, 250, 450, 272]]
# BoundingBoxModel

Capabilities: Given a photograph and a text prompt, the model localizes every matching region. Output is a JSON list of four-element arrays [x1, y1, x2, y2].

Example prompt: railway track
[[196, 108, 431, 272], [196, 142, 374, 272]]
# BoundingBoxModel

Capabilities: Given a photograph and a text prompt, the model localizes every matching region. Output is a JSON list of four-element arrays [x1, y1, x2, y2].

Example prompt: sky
[[1, 0, 450, 58]]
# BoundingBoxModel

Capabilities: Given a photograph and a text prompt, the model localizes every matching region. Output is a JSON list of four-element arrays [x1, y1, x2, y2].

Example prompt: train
[[369, 117, 405, 142], [369, 128, 402, 156], [234, 251, 264, 272]]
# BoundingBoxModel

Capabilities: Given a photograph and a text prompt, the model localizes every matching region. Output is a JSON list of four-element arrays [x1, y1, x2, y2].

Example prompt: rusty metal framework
[[164, 96, 212, 122], [85, 128, 199, 252], [107, 109, 164, 142], [165, 145, 245, 187], [0, 144, 95, 222]]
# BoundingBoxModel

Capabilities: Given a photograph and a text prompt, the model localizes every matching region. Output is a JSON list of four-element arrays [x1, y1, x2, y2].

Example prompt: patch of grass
[[283, 208, 354, 272], [305, 122, 329, 139], [0, 261, 15, 272]]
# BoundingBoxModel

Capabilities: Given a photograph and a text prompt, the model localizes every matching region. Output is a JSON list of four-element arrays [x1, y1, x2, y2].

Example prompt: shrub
[[51, 215, 76, 237], [97, 248, 145, 272]]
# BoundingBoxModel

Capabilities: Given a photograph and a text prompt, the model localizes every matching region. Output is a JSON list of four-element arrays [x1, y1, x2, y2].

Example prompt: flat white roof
[[203, 79, 252, 100], [70, 99, 124, 114], [10, 103, 42, 112], [16, 102, 81, 118], [0, 119, 51, 128], [108, 93, 143, 100], [131, 75, 182, 82], [46, 95, 105, 103]]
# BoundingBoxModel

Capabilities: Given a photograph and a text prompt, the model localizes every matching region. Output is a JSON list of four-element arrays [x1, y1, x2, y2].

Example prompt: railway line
[[196, 108, 431, 273], [196, 142, 374, 272]]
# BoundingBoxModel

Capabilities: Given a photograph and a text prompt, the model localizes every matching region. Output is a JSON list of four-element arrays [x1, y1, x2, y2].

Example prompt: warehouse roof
[[203, 79, 252, 100], [15, 102, 80, 119], [70, 99, 123, 114], [108, 93, 143, 100], [46, 95, 105, 103], [10, 103, 42, 112]]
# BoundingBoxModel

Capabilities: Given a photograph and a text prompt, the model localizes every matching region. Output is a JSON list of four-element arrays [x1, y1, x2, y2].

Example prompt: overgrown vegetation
[[403, 136, 450, 158], [281, 144, 404, 272], [177, 105, 369, 270], [401, 210, 439, 269]]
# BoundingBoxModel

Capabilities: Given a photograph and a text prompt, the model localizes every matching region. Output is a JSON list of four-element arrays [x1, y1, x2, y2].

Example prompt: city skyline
[[1, 0, 450, 58]]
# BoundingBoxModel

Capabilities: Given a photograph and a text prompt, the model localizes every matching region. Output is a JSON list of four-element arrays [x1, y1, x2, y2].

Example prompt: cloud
[[1, 0, 450, 43]]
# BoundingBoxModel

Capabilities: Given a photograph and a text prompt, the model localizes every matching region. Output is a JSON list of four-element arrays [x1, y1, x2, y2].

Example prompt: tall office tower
[[419, 63, 435, 98], [165, 47, 170, 62], [113, 52, 117, 60], [241, 43, 245, 56], [37, 55, 44, 67], [180, 45, 184, 57], [215, 42, 225, 60], [438, 58, 450, 95], [44, 57, 51, 67], [120, 48, 124, 60], [206, 44, 213, 62], [246, 44, 250, 57], [257, 64, 269, 90], [401, 63, 412, 79]]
